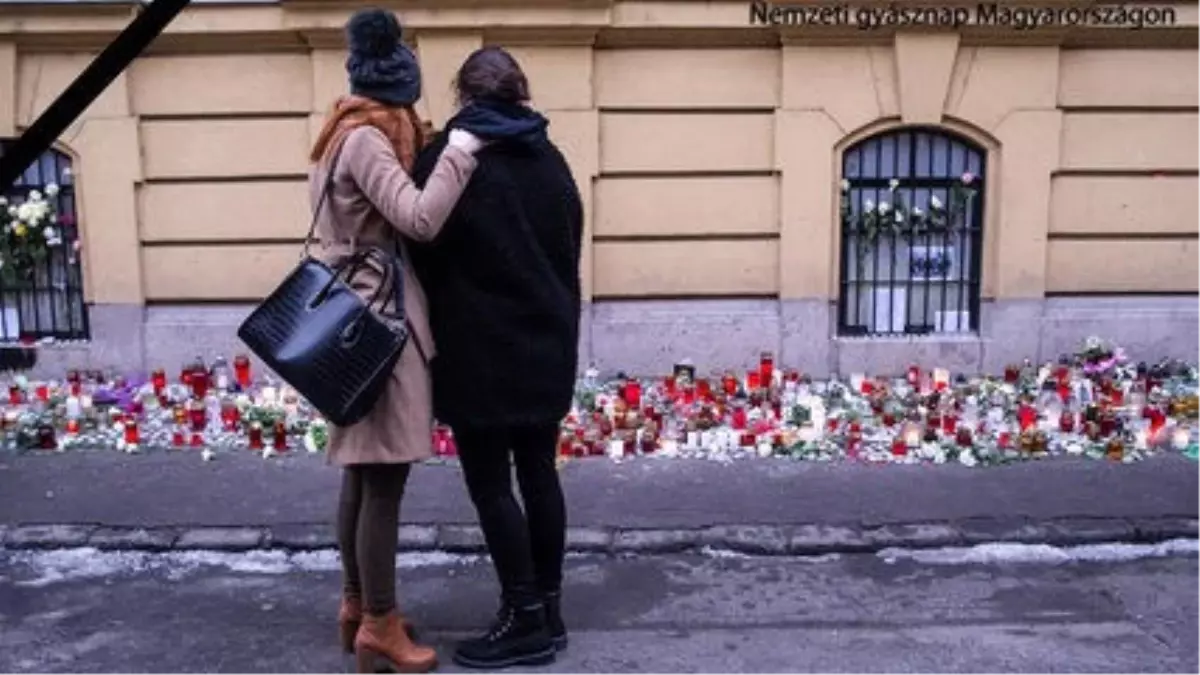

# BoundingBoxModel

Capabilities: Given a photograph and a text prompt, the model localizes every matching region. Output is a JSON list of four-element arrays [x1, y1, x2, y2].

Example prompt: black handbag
[[237, 143, 410, 427]]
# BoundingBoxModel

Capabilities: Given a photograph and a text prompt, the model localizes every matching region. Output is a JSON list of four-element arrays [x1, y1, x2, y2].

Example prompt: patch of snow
[[1, 547, 484, 586], [878, 538, 1199, 566], [699, 546, 751, 559]]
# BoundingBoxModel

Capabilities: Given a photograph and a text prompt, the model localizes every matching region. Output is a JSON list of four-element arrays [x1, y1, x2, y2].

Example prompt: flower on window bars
[[888, 178, 900, 191], [43, 227, 62, 246], [877, 201, 890, 215], [840, 179, 850, 192], [864, 198, 875, 212], [45, 183, 59, 197], [930, 195, 944, 210], [912, 206, 924, 216], [961, 172, 975, 185]]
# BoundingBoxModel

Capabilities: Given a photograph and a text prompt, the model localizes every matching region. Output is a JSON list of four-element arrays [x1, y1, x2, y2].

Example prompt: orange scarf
[[309, 94, 427, 172]]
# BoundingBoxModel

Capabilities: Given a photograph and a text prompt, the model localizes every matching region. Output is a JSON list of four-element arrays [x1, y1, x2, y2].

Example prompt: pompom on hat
[[344, 8, 422, 106]]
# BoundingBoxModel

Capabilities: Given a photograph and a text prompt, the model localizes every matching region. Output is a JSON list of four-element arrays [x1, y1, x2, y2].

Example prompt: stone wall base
[[24, 296, 1199, 379]]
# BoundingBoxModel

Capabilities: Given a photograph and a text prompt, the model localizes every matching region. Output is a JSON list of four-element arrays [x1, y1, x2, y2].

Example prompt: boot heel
[[354, 646, 379, 674], [340, 621, 358, 654]]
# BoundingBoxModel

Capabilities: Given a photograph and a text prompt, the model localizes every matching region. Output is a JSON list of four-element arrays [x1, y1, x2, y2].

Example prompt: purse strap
[[302, 137, 349, 260]]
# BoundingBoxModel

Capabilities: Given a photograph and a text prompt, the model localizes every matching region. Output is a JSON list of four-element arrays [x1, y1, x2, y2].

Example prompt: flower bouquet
[[0, 184, 67, 285]]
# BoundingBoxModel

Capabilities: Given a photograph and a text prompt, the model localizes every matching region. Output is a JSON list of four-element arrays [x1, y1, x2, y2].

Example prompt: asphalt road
[[0, 546, 1195, 672], [1, 451, 1196, 529]]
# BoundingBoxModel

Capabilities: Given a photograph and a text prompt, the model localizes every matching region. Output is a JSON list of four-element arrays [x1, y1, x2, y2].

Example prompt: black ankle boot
[[544, 590, 567, 651], [453, 602, 556, 670]]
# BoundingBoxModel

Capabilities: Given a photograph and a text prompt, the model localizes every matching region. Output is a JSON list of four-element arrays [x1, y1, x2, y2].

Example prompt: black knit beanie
[[345, 8, 421, 106]]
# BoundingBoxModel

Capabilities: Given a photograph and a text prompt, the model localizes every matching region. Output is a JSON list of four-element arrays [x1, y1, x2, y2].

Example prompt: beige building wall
[[0, 0, 1196, 375]]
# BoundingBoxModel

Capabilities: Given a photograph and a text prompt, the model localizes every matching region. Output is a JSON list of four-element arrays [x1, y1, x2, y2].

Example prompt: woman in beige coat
[[307, 8, 484, 673]]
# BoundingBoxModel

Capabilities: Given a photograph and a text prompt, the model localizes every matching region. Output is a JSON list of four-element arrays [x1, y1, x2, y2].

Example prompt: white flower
[[930, 195, 944, 210], [912, 206, 924, 216], [201, 449, 216, 462], [27, 190, 41, 202], [894, 211, 904, 224], [6, 206, 16, 217], [961, 172, 974, 185], [43, 227, 62, 246], [62, 167, 72, 179], [840, 179, 850, 192], [888, 178, 900, 191], [864, 199, 875, 212], [959, 451, 978, 467], [0, 196, 6, 206], [45, 183, 59, 197], [877, 202, 890, 215]]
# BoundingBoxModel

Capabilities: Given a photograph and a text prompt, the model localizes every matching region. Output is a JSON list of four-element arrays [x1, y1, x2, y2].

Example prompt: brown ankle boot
[[339, 596, 416, 653], [355, 611, 438, 673]]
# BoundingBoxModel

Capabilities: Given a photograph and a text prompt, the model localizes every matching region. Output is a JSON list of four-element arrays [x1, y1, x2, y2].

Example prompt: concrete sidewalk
[[0, 451, 1196, 554]]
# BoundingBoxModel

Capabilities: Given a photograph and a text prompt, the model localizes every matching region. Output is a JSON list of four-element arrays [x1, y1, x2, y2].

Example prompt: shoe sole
[[452, 646, 557, 670]]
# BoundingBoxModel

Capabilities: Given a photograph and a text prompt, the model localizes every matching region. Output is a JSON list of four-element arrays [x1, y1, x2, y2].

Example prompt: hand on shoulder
[[448, 128, 486, 155]]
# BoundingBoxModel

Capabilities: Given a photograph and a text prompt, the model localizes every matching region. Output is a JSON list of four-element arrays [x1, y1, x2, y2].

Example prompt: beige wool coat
[[308, 125, 477, 466]]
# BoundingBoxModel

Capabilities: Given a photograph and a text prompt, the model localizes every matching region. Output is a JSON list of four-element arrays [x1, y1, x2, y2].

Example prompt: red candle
[[124, 420, 140, 446], [557, 434, 572, 457], [1057, 382, 1071, 403], [8, 386, 21, 406], [722, 373, 738, 396], [739, 432, 756, 447], [759, 352, 774, 388], [1004, 365, 1020, 384], [248, 423, 264, 450], [66, 418, 80, 436], [942, 414, 958, 435], [190, 432, 204, 448], [151, 369, 167, 394], [273, 420, 287, 450], [37, 425, 56, 450], [623, 379, 641, 408], [826, 417, 839, 433], [696, 378, 712, 401], [1149, 408, 1167, 434], [1018, 404, 1036, 431], [234, 354, 252, 389], [998, 431, 1012, 448], [573, 444, 587, 458], [663, 375, 677, 398], [882, 412, 896, 427], [907, 365, 920, 386], [191, 366, 210, 399], [956, 427, 972, 447], [891, 436, 908, 456], [1059, 412, 1076, 433], [746, 370, 761, 392], [221, 402, 241, 432], [731, 406, 747, 430], [1099, 414, 1116, 437], [172, 428, 185, 447], [188, 402, 206, 431], [35, 384, 48, 402]]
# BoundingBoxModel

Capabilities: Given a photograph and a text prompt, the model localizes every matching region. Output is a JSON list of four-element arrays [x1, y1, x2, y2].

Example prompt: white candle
[[904, 425, 921, 448], [849, 373, 865, 393], [607, 439, 624, 459], [65, 395, 81, 419], [1134, 429, 1149, 450], [1172, 428, 1191, 450], [686, 431, 700, 449], [659, 439, 679, 457]]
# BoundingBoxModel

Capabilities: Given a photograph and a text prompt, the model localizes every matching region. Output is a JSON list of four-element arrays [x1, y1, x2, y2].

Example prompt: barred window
[[838, 128, 985, 336], [0, 141, 89, 341]]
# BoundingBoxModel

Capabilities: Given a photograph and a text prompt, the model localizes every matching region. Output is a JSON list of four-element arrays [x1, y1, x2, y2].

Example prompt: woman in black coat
[[409, 46, 583, 670]]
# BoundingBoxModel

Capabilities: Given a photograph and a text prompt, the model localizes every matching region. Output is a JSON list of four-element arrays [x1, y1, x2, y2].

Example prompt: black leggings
[[337, 464, 411, 615], [455, 423, 566, 608]]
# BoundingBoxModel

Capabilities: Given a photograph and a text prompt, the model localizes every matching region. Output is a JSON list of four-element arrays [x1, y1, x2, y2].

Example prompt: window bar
[[887, 136, 898, 335], [871, 185, 881, 334], [953, 143, 965, 333], [922, 134, 933, 332], [853, 178, 864, 331]]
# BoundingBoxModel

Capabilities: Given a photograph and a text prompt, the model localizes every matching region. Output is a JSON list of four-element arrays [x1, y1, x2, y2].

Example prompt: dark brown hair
[[454, 46, 530, 106]]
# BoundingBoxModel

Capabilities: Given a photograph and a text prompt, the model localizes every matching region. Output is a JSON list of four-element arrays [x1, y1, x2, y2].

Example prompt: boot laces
[[485, 606, 516, 642]]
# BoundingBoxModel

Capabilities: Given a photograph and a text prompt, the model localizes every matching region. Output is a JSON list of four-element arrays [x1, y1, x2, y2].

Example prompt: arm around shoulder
[[343, 126, 479, 242]]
